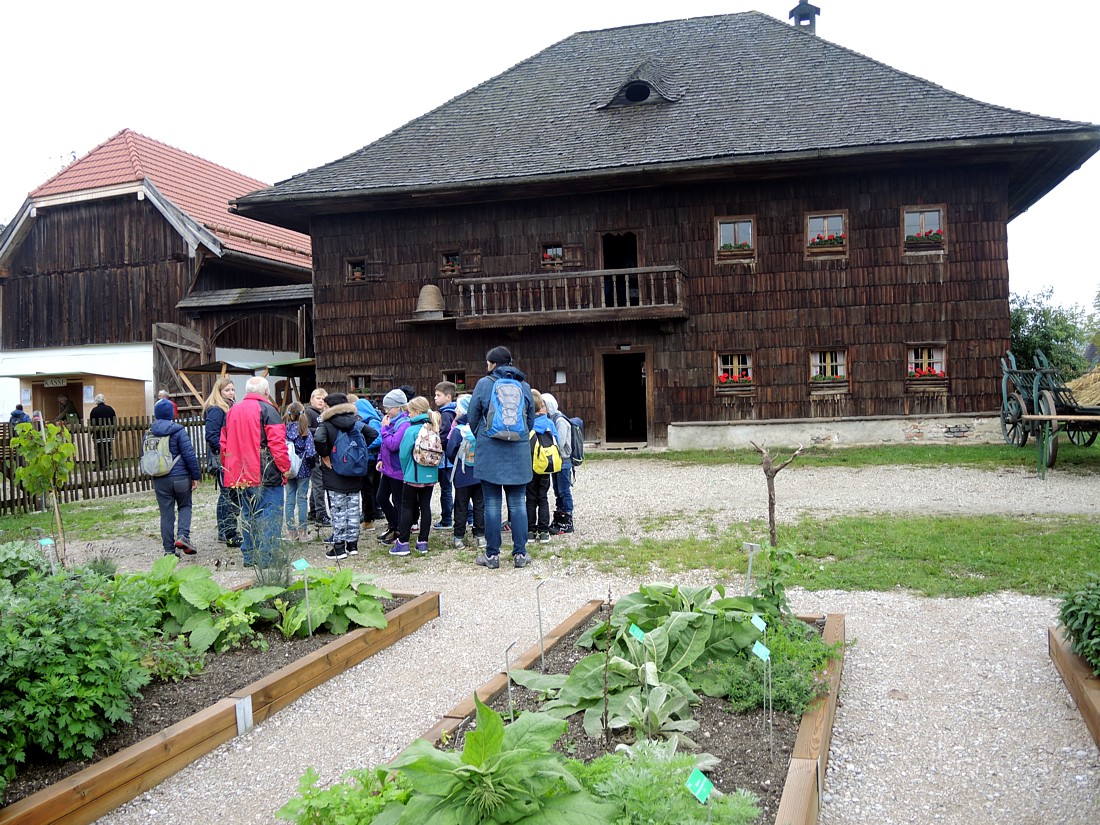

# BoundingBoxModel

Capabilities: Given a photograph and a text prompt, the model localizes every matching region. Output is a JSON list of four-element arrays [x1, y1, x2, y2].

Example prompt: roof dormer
[[599, 60, 679, 109]]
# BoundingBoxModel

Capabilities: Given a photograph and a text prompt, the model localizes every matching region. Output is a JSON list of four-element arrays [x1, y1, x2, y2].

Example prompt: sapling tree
[[750, 440, 804, 547], [11, 422, 76, 568]]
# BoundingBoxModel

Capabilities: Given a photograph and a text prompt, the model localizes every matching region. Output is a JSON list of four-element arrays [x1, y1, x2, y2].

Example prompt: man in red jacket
[[220, 376, 292, 568]]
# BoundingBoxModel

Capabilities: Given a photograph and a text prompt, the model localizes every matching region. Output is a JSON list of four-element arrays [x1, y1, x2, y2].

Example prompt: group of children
[[287, 380, 578, 563]]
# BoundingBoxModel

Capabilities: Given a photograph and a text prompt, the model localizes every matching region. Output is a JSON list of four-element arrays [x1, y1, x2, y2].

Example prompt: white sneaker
[[453, 536, 465, 549]]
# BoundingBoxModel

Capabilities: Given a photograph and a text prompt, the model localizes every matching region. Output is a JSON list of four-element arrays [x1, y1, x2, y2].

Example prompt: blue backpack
[[568, 417, 585, 466], [331, 420, 369, 476], [483, 377, 528, 441]]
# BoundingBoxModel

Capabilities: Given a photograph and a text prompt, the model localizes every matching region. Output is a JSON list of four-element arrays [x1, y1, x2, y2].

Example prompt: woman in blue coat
[[467, 346, 535, 569]]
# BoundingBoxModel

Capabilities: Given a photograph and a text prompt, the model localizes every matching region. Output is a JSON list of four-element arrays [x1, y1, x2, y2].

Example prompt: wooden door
[[152, 322, 209, 414]]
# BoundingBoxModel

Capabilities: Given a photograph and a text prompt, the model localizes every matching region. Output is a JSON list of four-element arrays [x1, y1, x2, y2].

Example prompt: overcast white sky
[[2, 0, 1097, 310]]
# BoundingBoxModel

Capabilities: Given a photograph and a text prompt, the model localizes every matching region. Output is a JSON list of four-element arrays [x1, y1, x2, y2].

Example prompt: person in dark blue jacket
[[150, 398, 201, 556], [354, 394, 384, 523], [204, 378, 241, 547]]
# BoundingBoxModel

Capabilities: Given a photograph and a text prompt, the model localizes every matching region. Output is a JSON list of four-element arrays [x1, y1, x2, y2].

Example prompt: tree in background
[[1009, 288, 1089, 379]]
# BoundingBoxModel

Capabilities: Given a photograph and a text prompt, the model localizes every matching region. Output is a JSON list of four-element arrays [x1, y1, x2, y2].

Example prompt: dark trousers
[[216, 473, 241, 541], [94, 438, 113, 471], [308, 462, 327, 520], [436, 475, 454, 524], [360, 470, 376, 522], [397, 484, 433, 542], [526, 473, 552, 533], [376, 474, 404, 529], [154, 475, 193, 554], [453, 482, 485, 538]]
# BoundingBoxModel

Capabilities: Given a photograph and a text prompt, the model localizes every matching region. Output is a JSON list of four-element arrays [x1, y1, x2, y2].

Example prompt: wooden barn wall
[[308, 165, 1010, 440], [2, 196, 190, 349]]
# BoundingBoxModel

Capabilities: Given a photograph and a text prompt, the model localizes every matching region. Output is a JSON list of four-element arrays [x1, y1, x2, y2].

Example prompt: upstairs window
[[806, 213, 847, 253], [346, 258, 384, 284], [541, 244, 564, 269], [440, 252, 461, 275], [443, 369, 468, 395], [716, 217, 755, 261], [903, 207, 945, 251]]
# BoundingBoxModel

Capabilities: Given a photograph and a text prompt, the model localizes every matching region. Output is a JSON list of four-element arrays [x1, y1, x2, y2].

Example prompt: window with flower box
[[903, 206, 945, 252], [350, 373, 390, 405], [715, 352, 753, 394], [806, 212, 847, 254], [541, 244, 564, 269], [443, 369, 468, 395], [346, 258, 385, 284], [809, 350, 848, 392], [906, 345, 948, 393], [715, 216, 755, 262], [440, 252, 461, 275]]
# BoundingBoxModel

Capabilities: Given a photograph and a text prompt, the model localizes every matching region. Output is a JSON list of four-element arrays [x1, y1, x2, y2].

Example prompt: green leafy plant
[[140, 633, 207, 682], [281, 569, 390, 636], [576, 739, 759, 825], [180, 584, 284, 653], [0, 539, 50, 594], [755, 544, 796, 617], [1059, 575, 1100, 675], [10, 422, 77, 567], [692, 614, 841, 714], [0, 570, 158, 797], [377, 695, 616, 823], [276, 766, 412, 824], [610, 684, 700, 749]]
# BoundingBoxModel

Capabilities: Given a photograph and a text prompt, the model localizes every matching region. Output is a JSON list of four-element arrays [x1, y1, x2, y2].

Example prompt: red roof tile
[[31, 129, 311, 270]]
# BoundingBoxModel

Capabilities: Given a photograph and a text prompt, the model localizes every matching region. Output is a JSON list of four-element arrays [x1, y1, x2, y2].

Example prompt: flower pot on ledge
[[716, 383, 755, 397], [905, 376, 948, 394], [717, 247, 754, 262], [810, 378, 849, 395], [807, 243, 847, 256]]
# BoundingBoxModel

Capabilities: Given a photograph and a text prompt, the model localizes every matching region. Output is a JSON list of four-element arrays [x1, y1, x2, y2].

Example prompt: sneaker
[[175, 536, 197, 555], [433, 520, 453, 529], [477, 535, 487, 548], [453, 535, 466, 549], [513, 553, 529, 569], [323, 533, 336, 544], [390, 540, 411, 557], [226, 536, 243, 548], [325, 545, 348, 561], [415, 540, 429, 555], [476, 552, 500, 569], [527, 530, 536, 541], [538, 532, 550, 544], [164, 548, 180, 557], [347, 542, 359, 556], [378, 528, 398, 545], [502, 521, 511, 533]]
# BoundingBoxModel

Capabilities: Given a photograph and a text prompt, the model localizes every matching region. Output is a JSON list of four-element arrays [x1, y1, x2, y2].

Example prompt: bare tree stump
[[750, 441, 804, 547]]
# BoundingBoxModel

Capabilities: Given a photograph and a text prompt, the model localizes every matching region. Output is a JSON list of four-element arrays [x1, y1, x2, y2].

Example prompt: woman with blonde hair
[[283, 401, 316, 540], [203, 378, 241, 547]]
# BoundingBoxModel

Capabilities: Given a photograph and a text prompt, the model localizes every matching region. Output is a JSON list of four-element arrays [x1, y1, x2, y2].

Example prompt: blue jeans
[[285, 476, 309, 529], [240, 485, 284, 566], [552, 461, 574, 513], [481, 482, 528, 558]]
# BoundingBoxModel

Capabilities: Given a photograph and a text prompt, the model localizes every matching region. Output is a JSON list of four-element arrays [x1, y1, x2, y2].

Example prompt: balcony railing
[[453, 266, 688, 329]]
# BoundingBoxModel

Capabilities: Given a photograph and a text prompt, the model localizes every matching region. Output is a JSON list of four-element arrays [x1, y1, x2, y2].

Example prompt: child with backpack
[[542, 392, 578, 534], [526, 390, 561, 543], [375, 389, 410, 545], [446, 393, 484, 549], [432, 381, 458, 528], [284, 402, 317, 541], [146, 398, 201, 557], [392, 396, 442, 556], [312, 393, 377, 560]]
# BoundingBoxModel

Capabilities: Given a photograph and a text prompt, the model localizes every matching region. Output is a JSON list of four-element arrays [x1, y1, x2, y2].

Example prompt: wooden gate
[[152, 322, 209, 416]]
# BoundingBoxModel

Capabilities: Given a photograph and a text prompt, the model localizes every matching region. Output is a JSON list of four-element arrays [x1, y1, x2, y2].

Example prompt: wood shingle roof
[[235, 11, 1099, 229]]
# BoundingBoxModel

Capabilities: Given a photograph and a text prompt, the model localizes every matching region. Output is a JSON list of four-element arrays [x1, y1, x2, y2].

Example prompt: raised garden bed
[[1048, 625, 1100, 751], [411, 599, 844, 825], [0, 591, 440, 825]]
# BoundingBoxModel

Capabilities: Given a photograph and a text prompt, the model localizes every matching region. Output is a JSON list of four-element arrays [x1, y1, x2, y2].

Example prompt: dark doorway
[[601, 232, 640, 307], [603, 352, 647, 443]]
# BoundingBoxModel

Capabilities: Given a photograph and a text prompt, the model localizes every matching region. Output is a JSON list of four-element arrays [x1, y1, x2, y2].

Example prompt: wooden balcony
[[453, 266, 688, 329]]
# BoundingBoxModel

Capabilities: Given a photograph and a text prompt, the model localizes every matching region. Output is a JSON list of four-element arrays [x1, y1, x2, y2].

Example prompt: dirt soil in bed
[[450, 613, 803, 824], [3, 599, 402, 807]]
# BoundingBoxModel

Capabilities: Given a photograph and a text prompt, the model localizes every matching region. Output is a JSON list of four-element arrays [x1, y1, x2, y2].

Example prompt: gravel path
[[92, 460, 1100, 824]]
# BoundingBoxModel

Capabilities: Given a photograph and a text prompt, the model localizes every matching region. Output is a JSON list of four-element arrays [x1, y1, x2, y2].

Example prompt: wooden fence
[[0, 417, 211, 517]]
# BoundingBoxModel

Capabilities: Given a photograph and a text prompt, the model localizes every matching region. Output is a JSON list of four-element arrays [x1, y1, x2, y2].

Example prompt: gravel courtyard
[[75, 459, 1100, 824]]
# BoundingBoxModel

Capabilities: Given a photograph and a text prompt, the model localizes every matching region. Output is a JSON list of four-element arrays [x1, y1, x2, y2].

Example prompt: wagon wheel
[[1038, 390, 1059, 468], [1000, 392, 1028, 448], [1067, 426, 1098, 448]]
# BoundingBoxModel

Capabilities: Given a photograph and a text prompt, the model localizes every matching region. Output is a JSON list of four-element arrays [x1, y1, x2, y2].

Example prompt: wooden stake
[[750, 441, 804, 547]]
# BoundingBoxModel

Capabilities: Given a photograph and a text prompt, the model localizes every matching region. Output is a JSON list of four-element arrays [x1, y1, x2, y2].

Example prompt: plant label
[[629, 623, 646, 641], [752, 640, 771, 661], [751, 614, 767, 632], [686, 768, 714, 803], [292, 558, 310, 571]]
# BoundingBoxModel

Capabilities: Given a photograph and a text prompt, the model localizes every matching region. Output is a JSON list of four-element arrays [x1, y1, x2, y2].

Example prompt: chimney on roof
[[789, 1, 821, 35]]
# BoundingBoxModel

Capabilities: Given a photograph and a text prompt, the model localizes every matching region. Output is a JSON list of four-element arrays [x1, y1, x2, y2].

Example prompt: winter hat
[[325, 392, 348, 407], [542, 393, 559, 416], [382, 389, 408, 410], [486, 345, 512, 365], [154, 399, 176, 420], [456, 394, 472, 415]]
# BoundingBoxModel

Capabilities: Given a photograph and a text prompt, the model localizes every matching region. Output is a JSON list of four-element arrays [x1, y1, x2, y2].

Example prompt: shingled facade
[[235, 12, 1100, 446]]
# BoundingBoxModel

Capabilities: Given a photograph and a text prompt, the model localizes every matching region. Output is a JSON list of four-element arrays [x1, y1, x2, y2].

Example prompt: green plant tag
[[629, 623, 646, 641], [685, 768, 713, 803], [292, 558, 310, 571], [752, 640, 771, 661], [750, 614, 766, 632], [39, 538, 54, 546]]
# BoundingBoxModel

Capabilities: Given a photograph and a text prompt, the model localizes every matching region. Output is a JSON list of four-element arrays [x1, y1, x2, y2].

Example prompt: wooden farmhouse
[[0, 129, 313, 419], [234, 10, 1100, 447]]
